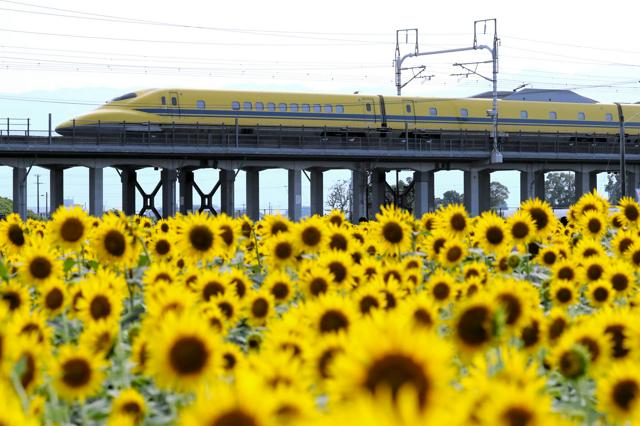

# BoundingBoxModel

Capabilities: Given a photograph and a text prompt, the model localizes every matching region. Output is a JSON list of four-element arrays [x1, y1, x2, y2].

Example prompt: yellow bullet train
[[55, 88, 640, 137]]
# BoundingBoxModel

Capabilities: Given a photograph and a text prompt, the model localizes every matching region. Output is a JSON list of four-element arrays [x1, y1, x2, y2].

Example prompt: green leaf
[[0, 260, 8, 282], [63, 257, 76, 274], [137, 254, 151, 268]]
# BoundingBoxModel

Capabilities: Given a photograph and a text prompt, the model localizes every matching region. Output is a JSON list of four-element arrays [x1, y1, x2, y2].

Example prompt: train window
[[578, 112, 586, 120], [256, 102, 264, 111], [279, 103, 287, 112], [196, 100, 206, 109], [366, 103, 372, 112], [324, 104, 333, 113], [313, 104, 321, 113], [267, 102, 276, 112], [111, 92, 137, 102], [171, 97, 177, 106], [520, 111, 528, 119], [290, 103, 299, 112], [336, 105, 344, 113], [302, 104, 310, 112], [460, 108, 469, 117], [549, 111, 557, 120], [406, 104, 412, 113], [232, 101, 240, 111], [243, 101, 252, 111], [161, 96, 166, 106], [605, 113, 613, 121], [429, 107, 438, 116]]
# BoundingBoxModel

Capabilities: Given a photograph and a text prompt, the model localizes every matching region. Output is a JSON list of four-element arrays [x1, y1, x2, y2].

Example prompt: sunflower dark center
[[271, 283, 289, 300], [384, 290, 397, 310], [169, 336, 209, 375], [274, 242, 292, 260], [104, 230, 126, 257], [486, 226, 504, 245], [89, 295, 112, 320], [625, 205, 640, 221], [359, 295, 379, 314], [543, 251, 557, 265], [584, 248, 599, 258], [383, 270, 402, 284], [364, 354, 430, 410], [189, 225, 214, 252], [511, 222, 530, 239], [210, 410, 258, 426], [29, 256, 52, 280], [7, 224, 25, 246], [605, 325, 629, 359], [309, 278, 328, 296], [45, 288, 64, 310], [223, 353, 236, 370], [432, 283, 450, 301], [413, 308, 433, 327], [586, 264, 603, 281], [578, 337, 600, 362], [559, 349, 586, 379], [556, 288, 573, 303], [203, 282, 225, 301], [456, 305, 492, 347], [251, 298, 269, 318], [521, 320, 540, 348], [318, 348, 339, 379], [446, 246, 463, 263], [558, 266, 575, 281], [587, 218, 602, 234], [450, 213, 466, 231], [217, 225, 233, 246], [154, 273, 172, 284], [593, 287, 609, 302], [619, 238, 633, 254], [528, 207, 549, 230], [301, 227, 321, 246], [498, 294, 522, 325], [241, 222, 252, 238], [501, 407, 534, 426], [433, 238, 446, 255], [230, 278, 246, 299], [329, 233, 348, 251], [328, 262, 347, 284], [20, 353, 36, 390], [2, 291, 21, 311], [549, 318, 566, 340], [121, 401, 142, 416], [218, 301, 234, 319], [155, 240, 170, 255], [271, 221, 288, 235], [329, 216, 343, 226], [611, 273, 629, 292], [160, 223, 170, 233], [613, 379, 639, 411], [62, 358, 92, 388], [319, 309, 349, 333], [382, 222, 404, 244], [61, 218, 84, 242]]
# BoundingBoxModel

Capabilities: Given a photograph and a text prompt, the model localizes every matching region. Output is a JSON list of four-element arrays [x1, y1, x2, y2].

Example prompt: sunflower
[[478, 382, 551, 426], [264, 232, 299, 270], [145, 283, 197, 321], [244, 290, 275, 327], [326, 223, 354, 252], [550, 339, 590, 380], [551, 259, 581, 284], [618, 196, 640, 227], [263, 270, 295, 305], [611, 229, 637, 258], [91, 215, 138, 267], [421, 230, 449, 262], [260, 214, 292, 237], [587, 280, 613, 308], [3, 334, 44, 393], [419, 212, 438, 233], [226, 268, 252, 300], [594, 308, 634, 360], [305, 293, 356, 335], [75, 276, 123, 325], [452, 293, 496, 355], [473, 212, 511, 254], [549, 280, 577, 308], [435, 203, 469, 237], [142, 261, 178, 290], [490, 278, 535, 330], [299, 265, 334, 299], [148, 233, 175, 261], [175, 211, 220, 262], [438, 239, 467, 267], [356, 257, 380, 285], [352, 283, 386, 316], [0, 281, 29, 314], [398, 292, 439, 331], [545, 307, 570, 345], [18, 244, 62, 288], [53, 344, 106, 401], [219, 341, 246, 375], [535, 246, 558, 268], [380, 262, 406, 287], [0, 386, 39, 426], [605, 260, 634, 297], [374, 205, 413, 255], [147, 311, 220, 392], [505, 210, 536, 245], [208, 293, 241, 324], [7, 309, 52, 347], [39, 281, 67, 317], [573, 237, 606, 259], [582, 256, 608, 283], [47, 206, 90, 251], [520, 198, 556, 238], [79, 320, 119, 356], [110, 388, 146, 425], [519, 310, 544, 352], [318, 250, 353, 288], [579, 209, 608, 240], [426, 270, 456, 306], [330, 311, 452, 413], [0, 213, 28, 255], [194, 269, 229, 303], [597, 361, 640, 424]]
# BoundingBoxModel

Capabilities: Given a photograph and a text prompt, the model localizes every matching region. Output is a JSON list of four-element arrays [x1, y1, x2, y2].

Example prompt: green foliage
[[490, 181, 510, 210], [545, 172, 576, 208], [605, 172, 621, 204], [435, 190, 464, 209]]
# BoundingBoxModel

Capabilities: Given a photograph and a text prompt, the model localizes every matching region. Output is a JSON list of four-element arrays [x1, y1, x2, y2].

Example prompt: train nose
[[55, 119, 74, 135]]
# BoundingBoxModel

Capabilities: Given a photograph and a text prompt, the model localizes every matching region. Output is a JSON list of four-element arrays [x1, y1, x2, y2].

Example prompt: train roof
[[472, 88, 597, 104]]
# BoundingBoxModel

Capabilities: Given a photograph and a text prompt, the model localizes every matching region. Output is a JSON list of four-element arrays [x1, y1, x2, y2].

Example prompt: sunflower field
[[2, 191, 640, 425]]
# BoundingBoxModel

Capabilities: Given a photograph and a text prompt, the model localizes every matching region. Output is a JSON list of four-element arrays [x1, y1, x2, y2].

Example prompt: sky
[[1, 0, 640, 213]]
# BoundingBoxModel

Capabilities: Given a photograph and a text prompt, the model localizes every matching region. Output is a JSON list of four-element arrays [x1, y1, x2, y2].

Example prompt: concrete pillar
[[520, 169, 545, 202], [220, 169, 235, 217], [246, 168, 260, 220], [89, 167, 103, 217], [49, 167, 64, 214], [626, 167, 640, 199], [12, 167, 27, 219], [310, 169, 324, 216], [179, 168, 194, 214], [413, 170, 435, 217], [161, 168, 177, 218], [351, 170, 367, 222], [464, 169, 491, 216], [575, 170, 598, 200], [370, 169, 386, 218], [288, 169, 302, 221], [120, 168, 137, 216]]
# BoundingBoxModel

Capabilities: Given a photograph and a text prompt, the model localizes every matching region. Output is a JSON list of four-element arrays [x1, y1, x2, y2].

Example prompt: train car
[[55, 88, 640, 138]]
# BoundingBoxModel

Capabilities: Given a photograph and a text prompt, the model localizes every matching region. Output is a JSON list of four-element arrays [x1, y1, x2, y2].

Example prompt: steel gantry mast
[[394, 19, 502, 163]]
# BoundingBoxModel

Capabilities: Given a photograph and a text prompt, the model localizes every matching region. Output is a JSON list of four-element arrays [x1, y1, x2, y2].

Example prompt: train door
[[402, 99, 416, 125], [359, 97, 377, 125], [168, 91, 180, 117]]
